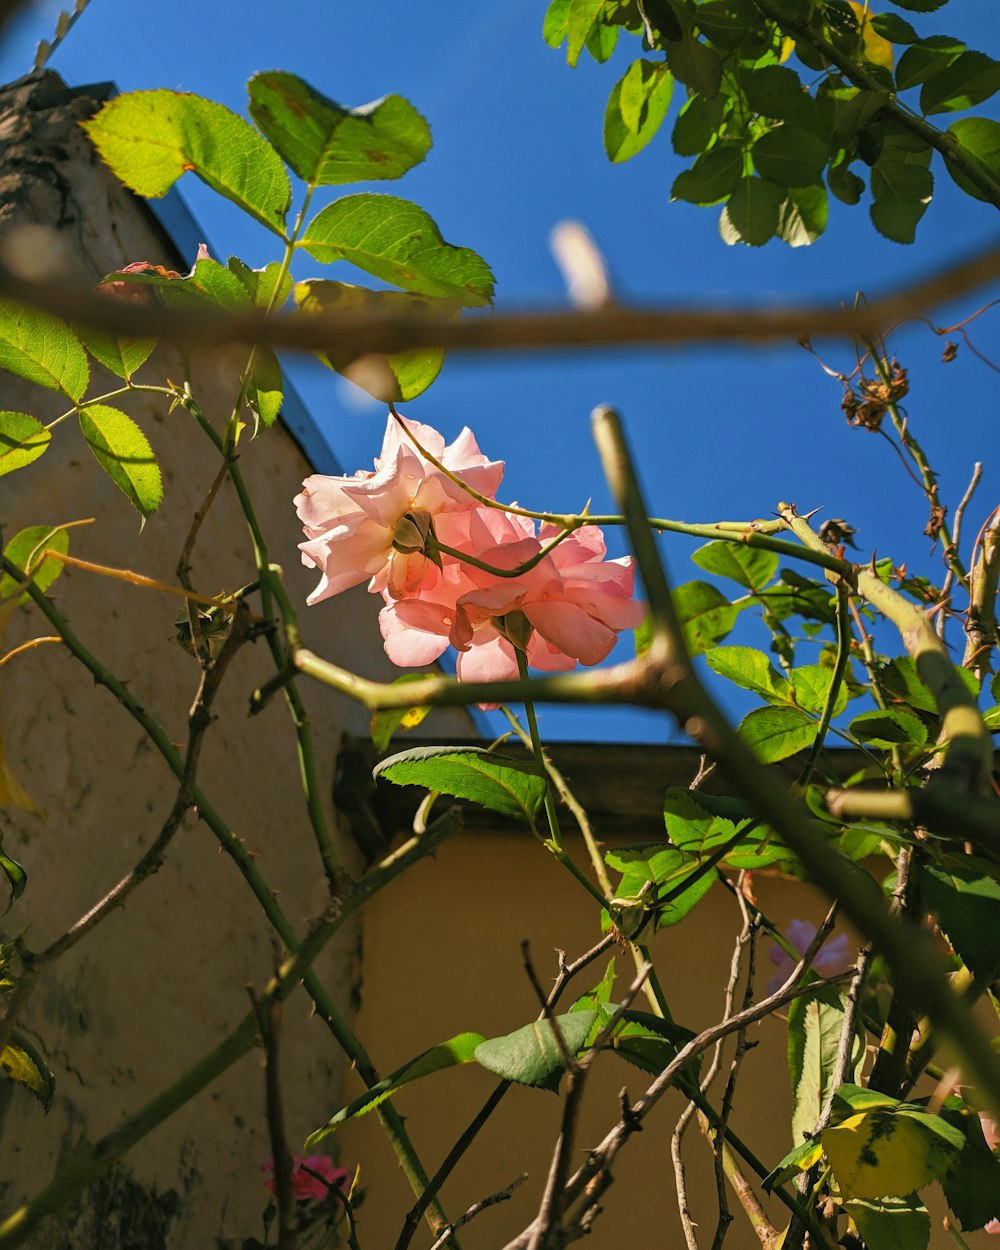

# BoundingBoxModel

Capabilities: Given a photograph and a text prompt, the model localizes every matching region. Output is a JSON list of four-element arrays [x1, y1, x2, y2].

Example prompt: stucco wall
[[0, 71, 474, 1247]]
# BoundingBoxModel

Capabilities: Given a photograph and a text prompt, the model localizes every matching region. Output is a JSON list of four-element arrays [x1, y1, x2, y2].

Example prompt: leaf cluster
[[545, 0, 1000, 246]]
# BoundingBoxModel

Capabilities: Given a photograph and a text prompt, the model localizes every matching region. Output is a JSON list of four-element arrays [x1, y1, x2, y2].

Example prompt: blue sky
[[3, 1, 998, 742]]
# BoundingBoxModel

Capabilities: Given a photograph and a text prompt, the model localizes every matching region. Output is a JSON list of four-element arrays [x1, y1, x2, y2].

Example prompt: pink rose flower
[[766, 920, 852, 994], [295, 416, 503, 603], [262, 1154, 349, 1202]]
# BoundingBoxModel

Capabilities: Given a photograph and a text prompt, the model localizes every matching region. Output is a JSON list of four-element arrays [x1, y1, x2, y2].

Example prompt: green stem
[[797, 580, 851, 787], [515, 647, 608, 910]]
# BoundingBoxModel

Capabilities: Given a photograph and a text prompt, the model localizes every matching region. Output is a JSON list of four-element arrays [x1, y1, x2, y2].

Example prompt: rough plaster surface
[[0, 71, 474, 1246]]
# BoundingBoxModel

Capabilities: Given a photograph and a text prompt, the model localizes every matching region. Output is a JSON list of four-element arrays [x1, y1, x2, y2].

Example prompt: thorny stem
[[515, 647, 608, 910], [939, 462, 982, 638], [865, 341, 968, 590]]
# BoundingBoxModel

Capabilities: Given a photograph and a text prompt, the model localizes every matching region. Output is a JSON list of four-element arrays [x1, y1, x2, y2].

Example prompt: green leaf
[[886, 0, 946, 11], [585, 19, 618, 62], [474, 1010, 597, 1090], [606, 843, 716, 926], [673, 580, 741, 655], [294, 280, 447, 402], [828, 158, 866, 204], [739, 706, 817, 763], [543, 0, 571, 47], [741, 65, 813, 121], [871, 14, 918, 45], [671, 93, 725, 157], [821, 1088, 965, 1199], [227, 258, 293, 310], [0, 412, 50, 477], [76, 325, 155, 381], [672, 146, 743, 205], [566, 0, 605, 66], [373, 746, 546, 825], [720, 176, 784, 246], [849, 708, 927, 749], [604, 1009, 700, 1082], [0, 525, 70, 601], [692, 540, 778, 590], [846, 1196, 930, 1250], [776, 183, 828, 245], [604, 60, 674, 163], [370, 676, 433, 751], [921, 51, 1000, 115], [244, 346, 282, 433], [663, 787, 791, 870], [870, 158, 932, 244], [938, 1098, 1000, 1230], [84, 90, 290, 235], [788, 987, 862, 1146], [945, 117, 1000, 201], [752, 124, 829, 188], [0, 301, 88, 400], [0, 830, 26, 914], [306, 1031, 484, 1144], [78, 404, 163, 520], [667, 33, 724, 98], [881, 656, 978, 715], [300, 194, 494, 306], [895, 36, 964, 91], [1, 1030, 54, 1110], [763, 1138, 824, 1191], [248, 73, 431, 187], [921, 864, 1000, 980], [790, 664, 848, 716], [705, 646, 792, 705]]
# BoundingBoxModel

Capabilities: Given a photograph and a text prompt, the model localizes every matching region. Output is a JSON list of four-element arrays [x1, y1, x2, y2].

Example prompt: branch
[[963, 516, 1000, 681], [0, 239, 997, 356]]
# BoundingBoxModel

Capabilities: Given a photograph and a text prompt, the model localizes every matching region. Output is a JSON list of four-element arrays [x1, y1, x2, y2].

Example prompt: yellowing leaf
[[821, 1106, 963, 1199], [849, 3, 894, 71], [0, 1032, 55, 1109]]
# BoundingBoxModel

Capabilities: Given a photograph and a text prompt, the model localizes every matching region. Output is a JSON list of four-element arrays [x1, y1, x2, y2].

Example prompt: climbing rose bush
[[296, 416, 643, 682]]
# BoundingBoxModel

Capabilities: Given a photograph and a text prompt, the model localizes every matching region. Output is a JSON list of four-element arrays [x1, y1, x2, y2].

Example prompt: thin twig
[[426, 1176, 529, 1250], [939, 462, 983, 637]]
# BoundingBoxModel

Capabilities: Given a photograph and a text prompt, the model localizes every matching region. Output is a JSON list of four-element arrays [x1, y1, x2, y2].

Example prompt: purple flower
[[767, 920, 852, 994]]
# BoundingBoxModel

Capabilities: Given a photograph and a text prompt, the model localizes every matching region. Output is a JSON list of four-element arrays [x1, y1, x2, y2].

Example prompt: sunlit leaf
[[300, 194, 494, 306], [739, 705, 817, 762], [604, 60, 674, 163], [945, 117, 1000, 201], [0, 412, 50, 477], [373, 746, 546, 824], [244, 346, 282, 433], [692, 540, 778, 590], [76, 325, 155, 381], [673, 580, 741, 655], [846, 1196, 930, 1250], [720, 176, 783, 246], [752, 124, 828, 188], [0, 525, 69, 601], [249, 73, 431, 186], [85, 90, 290, 235], [705, 646, 792, 705], [921, 864, 1000, 980], [78, 404, 163, 520], [0, 301, 88, 400]]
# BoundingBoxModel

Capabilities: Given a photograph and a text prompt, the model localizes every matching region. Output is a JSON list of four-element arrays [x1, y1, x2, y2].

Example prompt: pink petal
[[523, 598, 617, 665]]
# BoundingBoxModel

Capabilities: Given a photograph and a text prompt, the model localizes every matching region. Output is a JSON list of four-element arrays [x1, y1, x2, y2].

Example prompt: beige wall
[[0, 71, 474, 1246]]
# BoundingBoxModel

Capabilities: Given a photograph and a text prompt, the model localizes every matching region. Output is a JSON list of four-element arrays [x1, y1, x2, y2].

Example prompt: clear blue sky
[[3, 1, 998, 742]]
